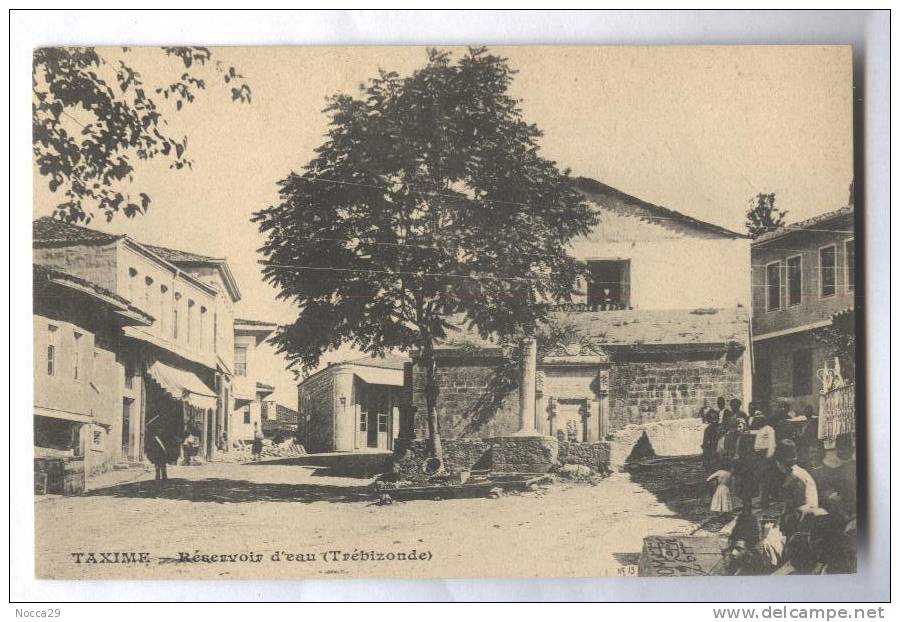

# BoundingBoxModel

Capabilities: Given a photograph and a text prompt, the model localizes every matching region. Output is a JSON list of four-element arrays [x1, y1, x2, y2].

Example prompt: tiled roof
[[143, 243, 222, 264], [437, 308, 749, 351], [752, 205, 854, 245], [234, 318, 278, 327], [33, 263, 154, 323], [33, 216, 122, 245], [347, 353, 409, 370], [573, 177, 747, 240]]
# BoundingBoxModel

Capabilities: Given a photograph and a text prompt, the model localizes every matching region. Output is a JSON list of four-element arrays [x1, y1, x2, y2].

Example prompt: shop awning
[[148, 360, 218, 410], [352, 365, 404, 387]]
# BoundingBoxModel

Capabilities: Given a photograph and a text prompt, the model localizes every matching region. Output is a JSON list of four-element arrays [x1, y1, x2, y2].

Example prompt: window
[[187, 300, 195, 344], [820, 245, 836, 297], [46, 324, 57, 376], [845, 238, 855, 290], [378, 413, 388, 433], [787, 255, 802, 307], [47, 345, 55, 376], [586, 260, 631, 310], [173, 293, 181, 339], [91, 426, 104, 450], [792, 348, 813, 397], [200, 307, 207, 349], [765, 261, 781, 311], [73, 331, 83, 380], [234, 346, 248, 376], [144, 276, 154, 308], [124, 362, 134, 389], [243, 409, 251, 425], [359, 411, 367, 432], [122, 399, 132, 455], [159, 285, 168, 334]]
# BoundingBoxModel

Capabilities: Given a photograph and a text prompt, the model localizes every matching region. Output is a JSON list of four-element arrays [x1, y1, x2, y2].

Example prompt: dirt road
[[35, 457, 713, 580]]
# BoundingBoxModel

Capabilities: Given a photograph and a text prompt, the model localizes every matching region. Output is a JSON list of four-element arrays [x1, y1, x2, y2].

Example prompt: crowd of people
[[699, 397, 857, 575]]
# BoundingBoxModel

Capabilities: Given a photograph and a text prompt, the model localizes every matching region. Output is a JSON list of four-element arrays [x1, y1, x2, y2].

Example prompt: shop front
[[145, 359, 218, 463]]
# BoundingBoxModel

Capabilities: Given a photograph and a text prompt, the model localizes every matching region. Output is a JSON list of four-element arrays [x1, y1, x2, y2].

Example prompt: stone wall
[[491, 436, 559, 473], [608, 349, 744, 430], [394, 436, 612, 478], [394, 438, 493, 482], [410, 356, 520, 440], [558, 441, 611, 470], [298, 370, 334, 453]]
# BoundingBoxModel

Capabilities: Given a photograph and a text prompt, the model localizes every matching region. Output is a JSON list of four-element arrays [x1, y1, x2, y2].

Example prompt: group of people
[[143, 421, 208, 481], [699, 397, 857, 575]]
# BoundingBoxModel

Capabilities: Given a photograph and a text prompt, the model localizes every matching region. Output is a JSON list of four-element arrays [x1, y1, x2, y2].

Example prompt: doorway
[[121, 398, 133, 459], [362, 385, 392, 450]]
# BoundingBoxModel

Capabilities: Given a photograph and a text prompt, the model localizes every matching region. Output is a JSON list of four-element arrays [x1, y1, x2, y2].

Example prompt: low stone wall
[[393, 438, 493, 482], [491, 436, 558, 473], [394, 435, 616, 477], [558, 441, 611, 470], [608, 417, 705, 471]]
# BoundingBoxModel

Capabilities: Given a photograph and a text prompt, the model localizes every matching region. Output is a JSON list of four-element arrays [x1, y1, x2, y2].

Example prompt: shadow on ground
[[86, 478, 374, 504], [627, 454, 712, 525], [252, 452, 393, 478]]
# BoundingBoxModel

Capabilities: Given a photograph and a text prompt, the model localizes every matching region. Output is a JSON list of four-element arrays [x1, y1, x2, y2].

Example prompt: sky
[[33, 46, 853, 409]]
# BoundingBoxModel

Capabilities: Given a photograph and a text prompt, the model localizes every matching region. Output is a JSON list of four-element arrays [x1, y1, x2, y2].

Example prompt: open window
[[586, 260, 631, 310]]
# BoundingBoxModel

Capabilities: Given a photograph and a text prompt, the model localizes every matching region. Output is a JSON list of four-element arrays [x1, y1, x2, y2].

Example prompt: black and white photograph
[[10, 9, 891, 605]]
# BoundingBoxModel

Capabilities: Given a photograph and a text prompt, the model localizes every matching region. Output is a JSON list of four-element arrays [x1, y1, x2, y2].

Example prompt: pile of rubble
[[213, 438, 307, 463]]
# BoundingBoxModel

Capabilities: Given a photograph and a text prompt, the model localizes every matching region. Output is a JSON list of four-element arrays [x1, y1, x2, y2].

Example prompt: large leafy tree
[[254, 48, 597, 460], [744, 192, 787, 239], [33, 46, 251, 224]]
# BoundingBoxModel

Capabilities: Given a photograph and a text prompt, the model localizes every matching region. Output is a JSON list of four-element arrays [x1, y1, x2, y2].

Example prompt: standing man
[[753, 414, 777, 509], [251, 422, 264, 462], [715, 396, 728, 424], [145, 426, 169, 481]]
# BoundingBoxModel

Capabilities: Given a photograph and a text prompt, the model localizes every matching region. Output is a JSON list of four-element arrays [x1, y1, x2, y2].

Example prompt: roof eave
[[122, 238, 220, 297]]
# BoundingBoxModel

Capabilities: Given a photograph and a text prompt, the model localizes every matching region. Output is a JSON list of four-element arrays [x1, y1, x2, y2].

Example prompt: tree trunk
[[422, 339, 443, 462]]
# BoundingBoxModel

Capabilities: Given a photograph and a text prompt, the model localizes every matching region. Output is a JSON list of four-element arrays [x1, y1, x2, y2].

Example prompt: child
[[707, 460, 736, 515]]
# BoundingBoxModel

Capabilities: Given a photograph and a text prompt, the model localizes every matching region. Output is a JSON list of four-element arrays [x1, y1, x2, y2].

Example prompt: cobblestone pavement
[[35, 457, 714, 580]]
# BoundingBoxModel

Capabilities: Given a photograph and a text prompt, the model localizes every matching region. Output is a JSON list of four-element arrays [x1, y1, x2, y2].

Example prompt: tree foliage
[[33, 46, 251, 223], [253, 47, 597, 457], [744, 192, 788, 239]]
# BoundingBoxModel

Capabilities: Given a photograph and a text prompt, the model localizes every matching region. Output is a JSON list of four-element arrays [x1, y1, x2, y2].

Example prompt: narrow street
[[35, 456, 719, 580]]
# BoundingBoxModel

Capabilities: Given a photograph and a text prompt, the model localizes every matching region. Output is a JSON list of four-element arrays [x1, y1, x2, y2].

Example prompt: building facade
[[404, 178, 752, 457], [33, 264, 154, 475], [33, 217, 242, 468], [230, 318, 277, 443], [750, 206, 856, 414], [298, 355, 408, 453]]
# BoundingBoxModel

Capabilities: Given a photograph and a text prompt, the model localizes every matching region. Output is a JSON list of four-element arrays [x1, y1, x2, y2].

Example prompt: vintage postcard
[[32, 45, 857, 580]]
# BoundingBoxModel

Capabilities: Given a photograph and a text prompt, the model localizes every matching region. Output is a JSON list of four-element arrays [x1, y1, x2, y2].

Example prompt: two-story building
[[33, 264, 154, 475], [33, 217, 242, 466], [230, 318, 278, 443], [402, 177, 752, 462], [750, 205, 856, 414]]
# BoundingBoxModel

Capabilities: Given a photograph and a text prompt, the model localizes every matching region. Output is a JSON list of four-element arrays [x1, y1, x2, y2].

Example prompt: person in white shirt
[[752, 415, 777, 509]]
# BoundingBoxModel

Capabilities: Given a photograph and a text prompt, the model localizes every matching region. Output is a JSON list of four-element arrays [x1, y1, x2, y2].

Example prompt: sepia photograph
[[12, 10, 890, 605]]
